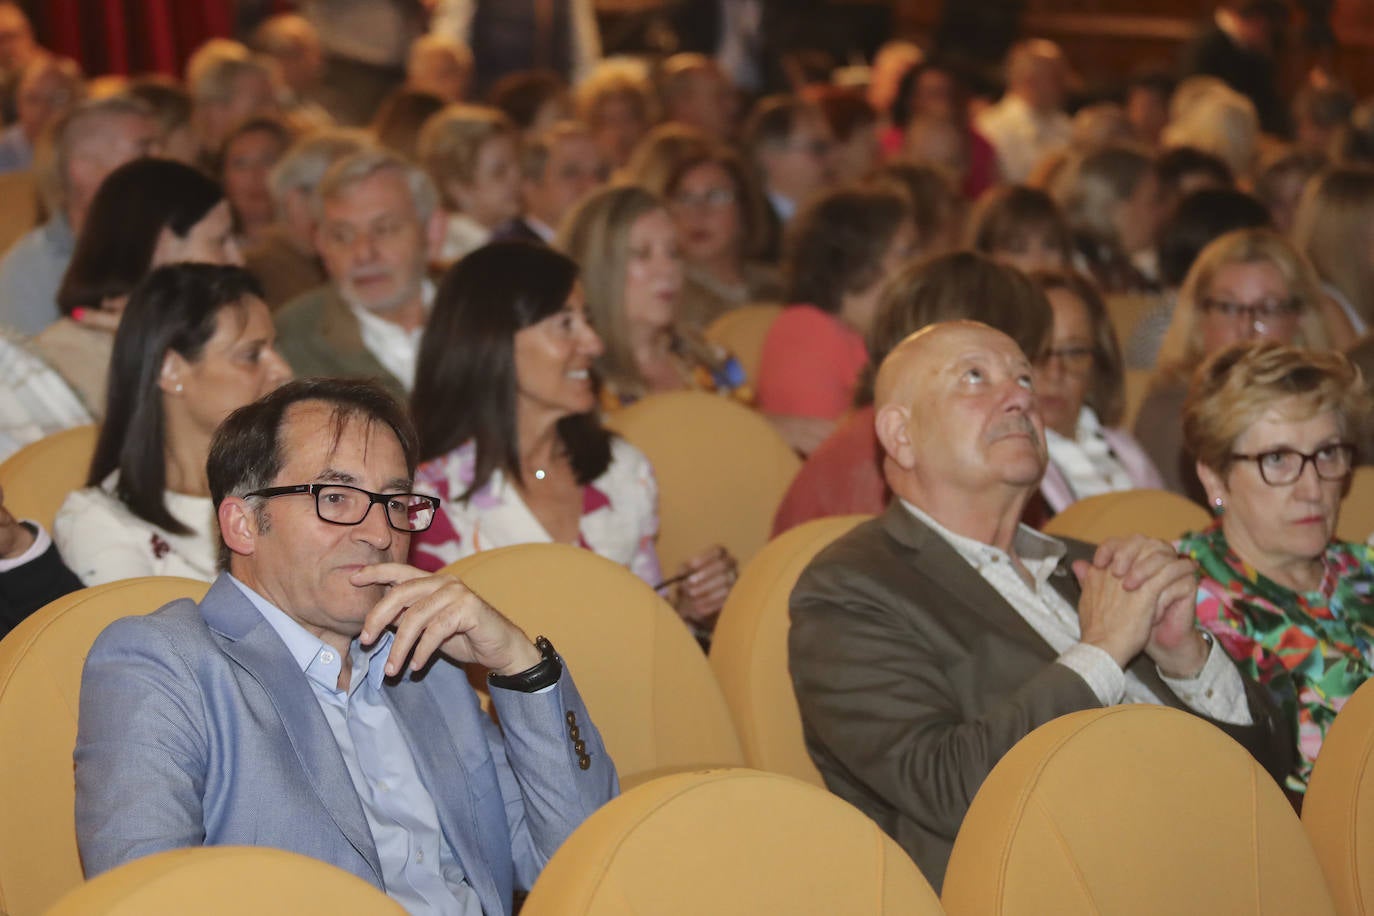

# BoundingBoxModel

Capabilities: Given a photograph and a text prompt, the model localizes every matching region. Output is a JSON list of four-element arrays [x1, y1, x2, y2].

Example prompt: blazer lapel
[[880, 503, 1057, 661], [383, 676, 502, 909], [200, 577, 384, 884]]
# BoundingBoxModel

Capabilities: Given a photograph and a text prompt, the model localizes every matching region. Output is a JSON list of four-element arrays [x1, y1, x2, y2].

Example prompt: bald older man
[[788, 321, 1291, 890]]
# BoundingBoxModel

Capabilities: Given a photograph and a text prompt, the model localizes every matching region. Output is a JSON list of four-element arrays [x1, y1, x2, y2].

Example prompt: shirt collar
[[898, 497, 1067, 587], [227, 574, 394, 695]]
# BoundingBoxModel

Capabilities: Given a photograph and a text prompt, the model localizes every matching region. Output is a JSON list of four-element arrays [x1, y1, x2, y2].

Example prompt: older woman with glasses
[[1136, 228, 1330, 502], [1030, 271, 1162, 514], [1178, 340, 1374, 795]]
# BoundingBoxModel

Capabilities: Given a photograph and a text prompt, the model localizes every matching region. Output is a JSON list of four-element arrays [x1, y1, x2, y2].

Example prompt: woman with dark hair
[[966, 184, 1075, 275], [755, 185, 915, 429], [409, 241, 737, 629], [53, 263, 291, 585], [1030, 271, 1163, 514], [31, 158, 242, 417], [217, 115, 293, 249], [884, 59, 1000, 199]]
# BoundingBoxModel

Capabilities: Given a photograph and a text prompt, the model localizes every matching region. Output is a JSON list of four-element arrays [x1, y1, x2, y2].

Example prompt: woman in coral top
[[755, 186, 914, 447]]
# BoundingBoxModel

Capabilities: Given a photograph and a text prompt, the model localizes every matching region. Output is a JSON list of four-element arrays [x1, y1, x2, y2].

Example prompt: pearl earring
[[174, 383, 183, 393]]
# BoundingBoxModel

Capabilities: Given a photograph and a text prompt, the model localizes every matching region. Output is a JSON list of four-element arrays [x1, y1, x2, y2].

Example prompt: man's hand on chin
[[352, 563, 541, 677]]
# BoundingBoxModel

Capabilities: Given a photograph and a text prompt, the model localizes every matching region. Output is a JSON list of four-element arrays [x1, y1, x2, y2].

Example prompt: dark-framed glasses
[[1036, 345, 1095, 376], [247, 484, 441, 532], [1228, 444, 1355, 486], [1200, 297, 1301, 328]]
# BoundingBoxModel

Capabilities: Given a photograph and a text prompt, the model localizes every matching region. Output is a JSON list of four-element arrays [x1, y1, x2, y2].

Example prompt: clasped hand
[[1074, 535, 1208, 679], [353, 564, 541, 678]]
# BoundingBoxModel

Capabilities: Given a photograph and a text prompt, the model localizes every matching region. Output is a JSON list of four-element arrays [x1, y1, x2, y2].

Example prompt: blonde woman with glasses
[[1178, 340, 1374, 795], [1135, 228, 1330, 502]]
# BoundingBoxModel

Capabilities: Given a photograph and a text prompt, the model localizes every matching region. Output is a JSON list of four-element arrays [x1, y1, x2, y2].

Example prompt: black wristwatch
[[487, 636, 563, 693]]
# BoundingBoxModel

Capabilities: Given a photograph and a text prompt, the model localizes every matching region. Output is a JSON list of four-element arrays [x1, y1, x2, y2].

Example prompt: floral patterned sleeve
[[624, 444, 663, 587], [409, 453, 464, 573]]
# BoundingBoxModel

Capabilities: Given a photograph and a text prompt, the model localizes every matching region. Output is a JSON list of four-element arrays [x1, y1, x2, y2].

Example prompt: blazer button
[[578, 755, 591, 770], [565, 711, 577, 726], [574, 740, 586, 754], [568, 725, 580, 741]]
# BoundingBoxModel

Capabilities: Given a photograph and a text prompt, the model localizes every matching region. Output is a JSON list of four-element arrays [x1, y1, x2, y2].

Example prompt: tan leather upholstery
[[704, 303, 782, 384], [1337, 466, 1374, 544], [0, 577, 208, 916], [709, 515, 868, 786], [1303, 678, 1374, 915], [521, 768, 945, 915], [443, 544, 743, 786], [0, 171, 39, 256], [1041, 488, 1211, 544], [942, 706, 1335, 916], [606, 390, 801, 574], [0, 425, 98, 531], [44, 846, 403, 915]]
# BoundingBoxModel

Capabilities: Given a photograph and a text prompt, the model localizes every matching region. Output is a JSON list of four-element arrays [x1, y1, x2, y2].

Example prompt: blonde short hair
[[1157, 228, 1328, 382], [416, 103, 515, 207], [574, 59, 657, 127], [556, 184, 665, 399], [1183, 339, 1370, 473]]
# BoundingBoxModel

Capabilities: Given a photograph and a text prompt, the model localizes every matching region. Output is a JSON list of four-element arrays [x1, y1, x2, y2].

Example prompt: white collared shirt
[[899, 499, 1251, 725], [975, 94, 1072, 184], [346, 279, 434, 392], [1045, 406, 1135, 503]]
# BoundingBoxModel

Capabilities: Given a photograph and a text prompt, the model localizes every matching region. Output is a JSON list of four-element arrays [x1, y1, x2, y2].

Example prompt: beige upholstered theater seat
[[709, 514, 869, 786], [1041, 487, 1211, 544], [443, 543, 744, 786], [704, 303, 782, 384], [942, 706, 1334, 916], [0, 577, 208, 916], [521, 768, 945, 915], [606, 390, 801, 575], [0, 170, 39, 256], [1303, 678, 1374, 916], [0, 424, 98, 531], [44, 846, 403, 915], [1337, 465, 1374, 544]]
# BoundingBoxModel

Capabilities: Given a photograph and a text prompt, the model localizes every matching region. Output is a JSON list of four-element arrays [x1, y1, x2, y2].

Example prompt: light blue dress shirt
[[228, 575, 483, 915], [0, 213, 73, 337]]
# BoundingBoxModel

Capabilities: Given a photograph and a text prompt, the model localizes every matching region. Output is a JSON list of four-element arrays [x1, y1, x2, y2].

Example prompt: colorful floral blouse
[[409, 437, 662, 586], [1178, 523, 1374, 791], [598, 332, 752, 412]]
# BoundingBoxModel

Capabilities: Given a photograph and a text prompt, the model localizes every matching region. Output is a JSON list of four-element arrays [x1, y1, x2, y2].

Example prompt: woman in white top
[[1030, 270, 1164, 515], [409, 241, 737, 632], [55, 264, 291, 585]]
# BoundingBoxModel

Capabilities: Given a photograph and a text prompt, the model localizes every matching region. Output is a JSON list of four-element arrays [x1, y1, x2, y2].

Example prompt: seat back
[[1302, 678, 1374, 916], [0, 577, 209, 916], [606, 390, 801, 574], [0, 170, 39, 256], [942, 706, 1335, 916], [0, 425, 98, 530], [44, 846, 403, 915], [1337, 465, 1374, 544], [704, 303, 782, 384], [521, 768, 945, 915], [1041, 487, 1210, 543], [444, 544, 743, 785], [709, 515, 869, 785]]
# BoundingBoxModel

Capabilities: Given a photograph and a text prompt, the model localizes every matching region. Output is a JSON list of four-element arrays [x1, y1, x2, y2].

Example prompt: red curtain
[[33, 0, 256, 78]]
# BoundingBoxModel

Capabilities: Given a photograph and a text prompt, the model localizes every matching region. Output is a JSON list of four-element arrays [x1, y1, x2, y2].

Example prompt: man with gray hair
[[493, 119, 605, 244], [186, 39, 281, 159], [243, 127, 374, 308], [274, 148, 442, 400], [976, 38, 1074, 183], [0, 94, 158, 335]]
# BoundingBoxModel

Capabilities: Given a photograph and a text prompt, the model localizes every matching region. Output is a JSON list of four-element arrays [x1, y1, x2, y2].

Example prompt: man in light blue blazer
[[75, 378, 617, 915]]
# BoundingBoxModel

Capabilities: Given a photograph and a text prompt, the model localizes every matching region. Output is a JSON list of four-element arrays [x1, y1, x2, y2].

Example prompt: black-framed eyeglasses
[[1200, 297, 1301, 327], [246, 484, 441, 532], [1036, 345, 1095, 375], [1228, 444, 1356, 486]]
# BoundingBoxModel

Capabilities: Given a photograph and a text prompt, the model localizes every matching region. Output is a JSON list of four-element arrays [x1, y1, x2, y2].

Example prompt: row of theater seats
[[8, 533, 1374, 914]]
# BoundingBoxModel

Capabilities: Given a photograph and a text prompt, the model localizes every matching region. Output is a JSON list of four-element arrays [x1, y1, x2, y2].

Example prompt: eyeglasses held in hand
[[246, 484, 441, 532], [1228, 444, 1355, 486]]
